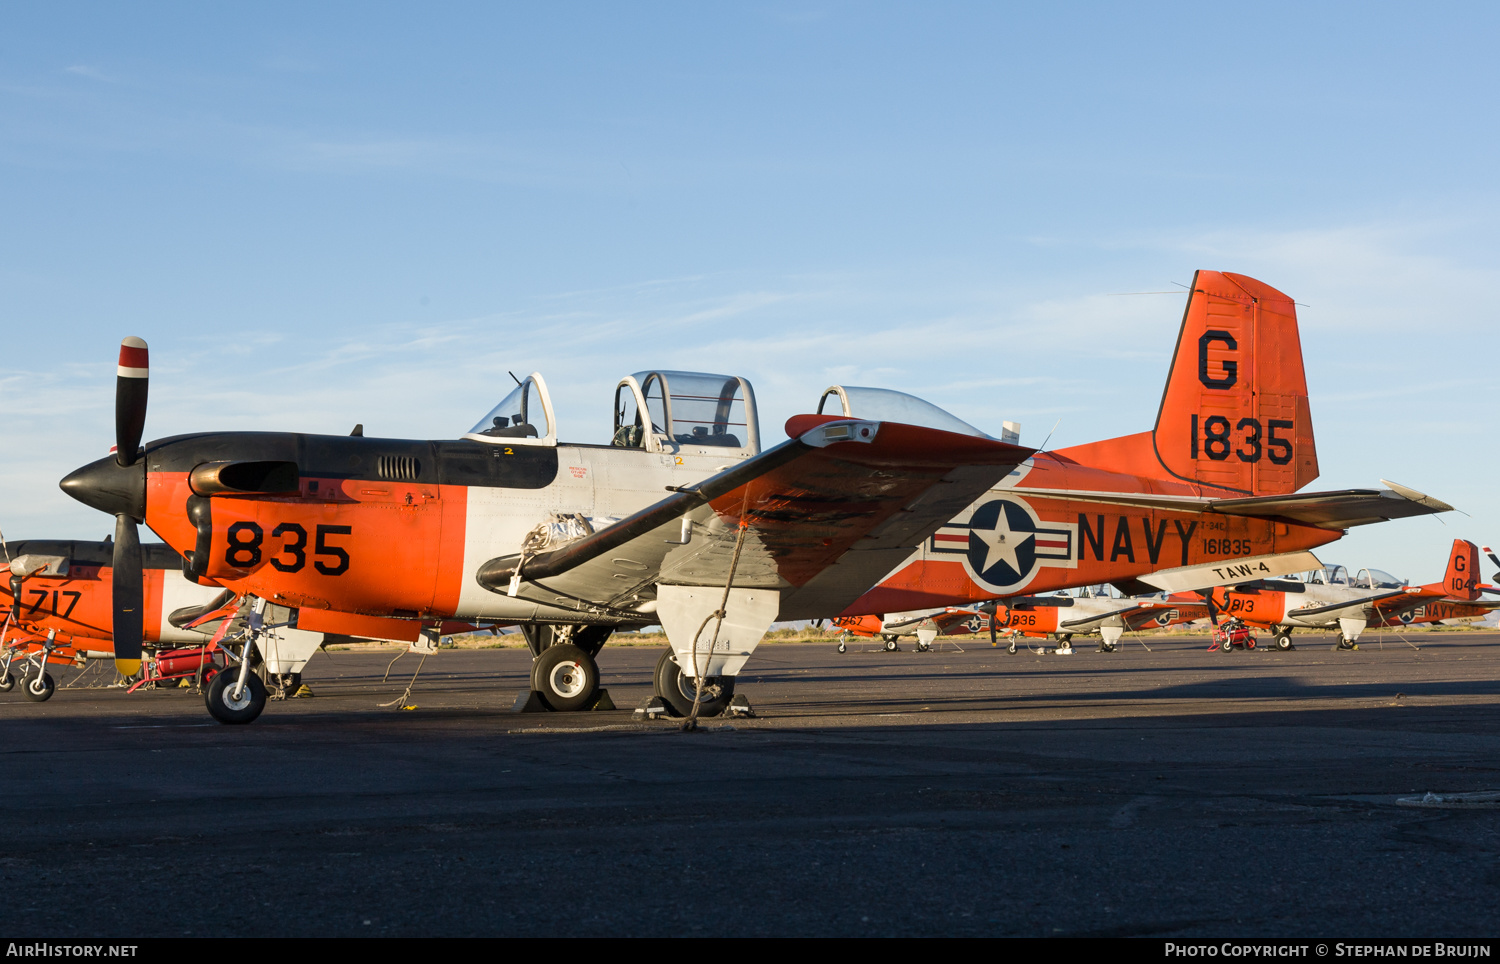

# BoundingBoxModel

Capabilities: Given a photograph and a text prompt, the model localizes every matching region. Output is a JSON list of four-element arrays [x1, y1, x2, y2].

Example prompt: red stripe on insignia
[[118, 345, 149, 372], [1035, 538, 1068, 549]]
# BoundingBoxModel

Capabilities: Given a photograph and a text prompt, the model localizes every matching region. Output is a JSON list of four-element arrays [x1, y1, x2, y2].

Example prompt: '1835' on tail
[[1151, 270, 1319, 495]]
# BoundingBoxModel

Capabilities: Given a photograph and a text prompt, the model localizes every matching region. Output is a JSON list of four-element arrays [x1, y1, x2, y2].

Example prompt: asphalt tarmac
[[3, 629, 1499, 938]]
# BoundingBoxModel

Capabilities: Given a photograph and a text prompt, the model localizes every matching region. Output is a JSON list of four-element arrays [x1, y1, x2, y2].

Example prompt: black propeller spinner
[[60, 337, 148, 675]]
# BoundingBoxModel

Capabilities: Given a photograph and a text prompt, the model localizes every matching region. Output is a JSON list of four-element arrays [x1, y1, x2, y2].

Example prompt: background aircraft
[[832, 608, 993, 652], [992, 590, 1210, 653], [0, 538, 232, 700], [1206, 539, 1488, 649]]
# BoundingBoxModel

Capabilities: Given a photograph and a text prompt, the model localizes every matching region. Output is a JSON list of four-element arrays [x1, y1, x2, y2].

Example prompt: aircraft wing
[[1059, 605, 1139, 629], [1287, 589, 1411, 619], [1056, 600, 1209, 630], [1008, 481, 1451, 529], [1122, 600, 1210, 630], [476, 417, 1033, 620]]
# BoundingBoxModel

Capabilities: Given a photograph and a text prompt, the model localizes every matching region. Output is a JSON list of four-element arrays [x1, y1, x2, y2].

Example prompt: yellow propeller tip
[[114, 659, 142, 676]]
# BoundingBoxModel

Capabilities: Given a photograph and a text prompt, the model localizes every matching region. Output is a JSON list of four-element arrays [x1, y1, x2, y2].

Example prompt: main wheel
[[0, 672, 14, 692], [1219, 639, 1234, 654], [653, 647, 735, 718], [23, 672, 55, 702], [531, 643, 599, 712], [882, 636, 899, 652], [1274, 634, 1292, 651], [837, 639, 847, 654], [205, 670, 267, 724]]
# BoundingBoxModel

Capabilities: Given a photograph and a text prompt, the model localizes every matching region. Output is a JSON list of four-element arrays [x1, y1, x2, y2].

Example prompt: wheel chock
[[513, 690, 550, 713], [725, 694, 756, 718], [631, 696, 671, 721], [587, 689, 615, 711]]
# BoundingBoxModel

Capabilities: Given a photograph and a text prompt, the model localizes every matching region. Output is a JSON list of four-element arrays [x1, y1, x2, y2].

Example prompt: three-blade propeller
[[111, 337, 149, 676]]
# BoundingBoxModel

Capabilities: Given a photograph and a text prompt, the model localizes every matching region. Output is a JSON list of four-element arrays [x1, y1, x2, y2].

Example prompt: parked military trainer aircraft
[[0, 538, 327, 701], [60, 272, 1450, 724], [1206, 540, 1492, 649]]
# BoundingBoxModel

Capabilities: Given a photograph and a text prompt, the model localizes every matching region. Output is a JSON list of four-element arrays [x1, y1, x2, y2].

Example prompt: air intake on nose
[[377, 456, 420, 481]]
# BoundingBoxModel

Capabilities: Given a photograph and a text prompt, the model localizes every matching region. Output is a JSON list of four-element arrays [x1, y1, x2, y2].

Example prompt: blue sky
[[3, 2, 1497, 582]]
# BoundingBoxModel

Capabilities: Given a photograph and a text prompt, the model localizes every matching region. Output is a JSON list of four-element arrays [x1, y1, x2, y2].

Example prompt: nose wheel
[[205, 669, 267, 724], [23, 672, 54, 702]]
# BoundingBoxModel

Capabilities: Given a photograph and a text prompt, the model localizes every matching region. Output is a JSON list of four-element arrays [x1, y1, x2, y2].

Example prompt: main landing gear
[[518, 625, 614, 712], [882, 634, 900, 652], [653, 646, 736, 718], [1272, 628, 1295, 651]]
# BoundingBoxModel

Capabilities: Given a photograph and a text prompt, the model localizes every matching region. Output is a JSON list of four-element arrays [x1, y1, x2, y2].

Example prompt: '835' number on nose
[[224, 521, 352, 575], [1190, 416, 1293, 465]]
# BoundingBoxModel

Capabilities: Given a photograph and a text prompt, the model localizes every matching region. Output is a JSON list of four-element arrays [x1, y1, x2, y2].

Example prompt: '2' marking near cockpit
[[224, 521, 352, 575]]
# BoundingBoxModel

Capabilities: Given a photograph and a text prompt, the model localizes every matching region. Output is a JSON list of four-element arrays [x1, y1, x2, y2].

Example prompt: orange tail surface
[[1054, 270, 1320, 496], [1434, 539, 1480, 600]]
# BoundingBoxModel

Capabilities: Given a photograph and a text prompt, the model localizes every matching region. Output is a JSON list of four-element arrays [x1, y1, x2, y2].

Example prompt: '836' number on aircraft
[[1189, 415, 1293, 464], [224, 522, 352, 575]]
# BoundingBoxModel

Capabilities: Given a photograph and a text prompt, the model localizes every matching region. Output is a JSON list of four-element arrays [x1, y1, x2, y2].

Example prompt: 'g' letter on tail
[[1440, 539, 1480, 600], [1152, 271, 1319, 495]]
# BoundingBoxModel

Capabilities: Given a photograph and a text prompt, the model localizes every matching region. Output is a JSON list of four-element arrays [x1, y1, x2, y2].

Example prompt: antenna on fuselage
[[1034, 419, 1062, 455], [508, 371, 523, 387]]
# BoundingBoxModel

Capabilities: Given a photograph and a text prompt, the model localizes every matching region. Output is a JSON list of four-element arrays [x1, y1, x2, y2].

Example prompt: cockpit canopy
[[1353, 568, 1404, 589], [613, 371, 759, 455], [1306, 565, 1350, 586], [464, 373, 557, 446], [816, 385, 1015, 442]]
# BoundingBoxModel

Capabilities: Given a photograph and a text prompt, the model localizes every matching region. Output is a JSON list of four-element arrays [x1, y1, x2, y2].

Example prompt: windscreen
[[467, 376, 551, 440], [818, 386, 990, 439]]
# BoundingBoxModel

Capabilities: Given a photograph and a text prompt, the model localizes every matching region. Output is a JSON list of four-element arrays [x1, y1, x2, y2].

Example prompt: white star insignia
[[973, 510, 1034, 577]]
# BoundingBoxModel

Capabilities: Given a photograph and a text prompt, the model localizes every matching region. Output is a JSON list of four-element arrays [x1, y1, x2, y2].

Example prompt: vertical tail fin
[[1437, 539, 1480, 600], [1151, 271, 1320, 495]]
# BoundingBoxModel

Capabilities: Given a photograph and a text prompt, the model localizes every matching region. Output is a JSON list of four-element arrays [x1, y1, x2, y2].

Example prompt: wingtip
[[1379, 479, 1454, 513]]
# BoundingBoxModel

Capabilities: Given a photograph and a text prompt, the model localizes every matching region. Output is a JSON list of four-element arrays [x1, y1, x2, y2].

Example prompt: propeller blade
[[9, 573, 21, 622], [989, 610, 997, 646], [115, 337, 149, 467], [112, 514, 143, 676], [1484, 546, 1500, 584]]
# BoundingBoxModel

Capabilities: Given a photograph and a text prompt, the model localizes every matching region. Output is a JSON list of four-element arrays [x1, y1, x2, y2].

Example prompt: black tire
[[0, 672, 14, 692], [882, 636, 899, 652], [531, 643, 599, 712], [1219, 639, 1235, 654], [653, 647, 734, 718], [205, 669, 267, 724], [1274, 634, 1292, 652], [1007, 641, 1017, 654], [836, 640, 847, 654], [23, 672, 54, 702]]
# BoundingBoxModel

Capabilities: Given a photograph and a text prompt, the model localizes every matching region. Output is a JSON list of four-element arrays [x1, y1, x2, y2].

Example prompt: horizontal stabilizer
[[1212, 485, 1453, 528], [1007, 482, 1450, 530]]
